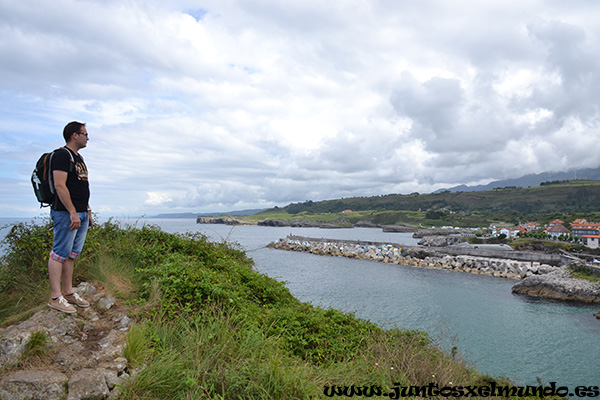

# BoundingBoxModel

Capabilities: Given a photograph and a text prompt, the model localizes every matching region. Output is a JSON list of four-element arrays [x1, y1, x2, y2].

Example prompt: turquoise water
[[2, 217, 599, 390]]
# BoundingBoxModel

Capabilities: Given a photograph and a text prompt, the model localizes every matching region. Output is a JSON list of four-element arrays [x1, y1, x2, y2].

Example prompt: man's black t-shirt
[[51, 147, 90, 212]]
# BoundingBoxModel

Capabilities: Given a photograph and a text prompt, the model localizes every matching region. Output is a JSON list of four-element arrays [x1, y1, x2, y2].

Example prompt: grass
[[85, 252, 140, 301], [570, 266, 600, 283], [0, 219, 562, 399], [242, 181, 600, 228], [16, 330, 52, 368], [23, 330, 49, 357]]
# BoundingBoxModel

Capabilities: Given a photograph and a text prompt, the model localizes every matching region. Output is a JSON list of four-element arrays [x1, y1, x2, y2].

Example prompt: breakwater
[[267, 236, 563, 280]]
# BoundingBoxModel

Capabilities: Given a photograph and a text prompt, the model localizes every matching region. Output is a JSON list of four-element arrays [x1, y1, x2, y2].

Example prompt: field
[[242, 180, 600, 228]]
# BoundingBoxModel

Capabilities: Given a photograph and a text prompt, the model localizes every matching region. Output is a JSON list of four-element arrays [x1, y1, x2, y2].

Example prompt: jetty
[[268, 235, 563, 280], [268, 235, 600, 304]]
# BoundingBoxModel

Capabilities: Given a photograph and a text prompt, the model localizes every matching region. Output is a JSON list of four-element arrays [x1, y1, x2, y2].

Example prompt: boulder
[[417, 235, 466, 247], [96, 295, 116, 310], [0, 370, 68, 400], [512, 271, 600, 303], [67, 368, 111, 400]]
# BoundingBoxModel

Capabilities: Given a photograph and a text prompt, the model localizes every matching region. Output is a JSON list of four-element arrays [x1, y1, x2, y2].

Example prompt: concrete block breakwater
[[267, 236, 562, 280]]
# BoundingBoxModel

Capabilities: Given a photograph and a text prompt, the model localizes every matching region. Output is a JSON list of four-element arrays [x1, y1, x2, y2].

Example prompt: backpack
[[31, 147, 74, 208]]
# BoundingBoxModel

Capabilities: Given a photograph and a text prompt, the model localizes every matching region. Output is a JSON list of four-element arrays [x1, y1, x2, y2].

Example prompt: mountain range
[[435, 166, 600, 193]]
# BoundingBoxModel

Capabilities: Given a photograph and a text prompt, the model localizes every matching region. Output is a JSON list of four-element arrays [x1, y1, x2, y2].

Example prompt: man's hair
[[63, 121, 86, 142]]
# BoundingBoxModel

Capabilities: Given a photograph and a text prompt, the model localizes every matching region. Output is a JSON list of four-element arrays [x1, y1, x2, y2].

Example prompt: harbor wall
[[268, 236, 564, 280]]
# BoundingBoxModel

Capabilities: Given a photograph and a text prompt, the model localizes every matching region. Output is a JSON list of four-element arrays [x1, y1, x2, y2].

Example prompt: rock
[[74, 282, 97, 296], [512, 271, 600, 303], [196, 217, 249, 225], [113, 357, 128, 373], [0, 328, 34, 368], [104, 369, 120, 390], [118, 315, 132, 330], [258, 219, 289, 227], [54, 341, 87, 370], [537, 264, 561, 275], [0, 370, 68, 400], [418, 235, 466, 247], [412, 229, 453, 238], [506, 272, 521, 280], [96, 295, 116, 310], [354, 221, 380, 228], [0, 282, 132, 400], [381, 224, 414, 232], [0, 310, 79, 368], [98, 330, 124, 357], [67, 368, 111, 400]]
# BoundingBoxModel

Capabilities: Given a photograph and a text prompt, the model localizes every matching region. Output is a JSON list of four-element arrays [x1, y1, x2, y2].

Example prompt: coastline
[[197, 218, 600, 306], [268, 235, 600, 305], [267, 236, 562, 280]]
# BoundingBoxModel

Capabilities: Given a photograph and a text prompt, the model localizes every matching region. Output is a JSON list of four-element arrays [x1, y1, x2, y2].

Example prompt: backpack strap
[[49, 147, 76, 210], [61, 146, 76, 169]]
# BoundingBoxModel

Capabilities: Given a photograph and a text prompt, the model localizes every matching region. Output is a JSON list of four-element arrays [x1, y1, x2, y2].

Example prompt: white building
[[582, 235, 600, 249], [546, 224, 571, 238]]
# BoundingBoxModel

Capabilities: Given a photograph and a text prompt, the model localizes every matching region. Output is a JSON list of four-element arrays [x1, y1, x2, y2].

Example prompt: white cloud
[[1, 0, 599, 217]]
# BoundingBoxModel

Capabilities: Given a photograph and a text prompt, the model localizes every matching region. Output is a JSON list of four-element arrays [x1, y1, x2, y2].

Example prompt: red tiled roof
[[571, 218, 589, 225], [572, 223, 600, 229]]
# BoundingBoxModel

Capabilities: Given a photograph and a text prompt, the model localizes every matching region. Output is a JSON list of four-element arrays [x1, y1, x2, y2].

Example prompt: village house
[[570, 219, 600, 237], [546, 224, 571, 238], [582, 235, 600, 249], [522, 222, 540, 232], [495, 227, 521, 238], [571, 218, 588, 225], [489, 222, 513, 231]]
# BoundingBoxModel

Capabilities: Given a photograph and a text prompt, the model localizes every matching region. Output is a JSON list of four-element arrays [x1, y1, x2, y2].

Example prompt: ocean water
[[2, 217, 599, 390]]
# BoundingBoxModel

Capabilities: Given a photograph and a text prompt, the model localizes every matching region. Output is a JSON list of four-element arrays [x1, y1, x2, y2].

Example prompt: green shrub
[[2, 219, 547, 399]]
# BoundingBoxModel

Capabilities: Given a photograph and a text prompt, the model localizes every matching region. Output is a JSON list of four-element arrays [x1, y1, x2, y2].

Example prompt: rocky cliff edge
[[0, 282, 133, 400]]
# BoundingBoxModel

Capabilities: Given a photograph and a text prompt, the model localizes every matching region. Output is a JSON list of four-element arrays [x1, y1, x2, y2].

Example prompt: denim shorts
[[49, 210, 89, 262]]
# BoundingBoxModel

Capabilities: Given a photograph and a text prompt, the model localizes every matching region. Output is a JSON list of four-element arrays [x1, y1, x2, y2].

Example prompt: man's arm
[[87, 206, 94, 227], [53, 170, 81, 230]]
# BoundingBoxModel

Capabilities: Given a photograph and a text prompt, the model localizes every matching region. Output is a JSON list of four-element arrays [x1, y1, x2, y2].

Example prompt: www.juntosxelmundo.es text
[[323, 382, 600, 398]]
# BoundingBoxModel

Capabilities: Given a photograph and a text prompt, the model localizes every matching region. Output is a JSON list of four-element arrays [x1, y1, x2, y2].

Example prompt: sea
[[1, 216, 599, 391]]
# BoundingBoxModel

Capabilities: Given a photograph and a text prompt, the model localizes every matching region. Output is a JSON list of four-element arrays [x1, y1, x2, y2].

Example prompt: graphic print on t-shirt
[[75, 162, 88, 181]]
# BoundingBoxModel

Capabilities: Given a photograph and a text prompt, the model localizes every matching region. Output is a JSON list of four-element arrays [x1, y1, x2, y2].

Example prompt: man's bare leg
[[48, 258, 64, 299]]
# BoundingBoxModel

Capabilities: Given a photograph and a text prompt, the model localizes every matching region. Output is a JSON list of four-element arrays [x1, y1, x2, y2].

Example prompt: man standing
[[47, 121, 93, 314]]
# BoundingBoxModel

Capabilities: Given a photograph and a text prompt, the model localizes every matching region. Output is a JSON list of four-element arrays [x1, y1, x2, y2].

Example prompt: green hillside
[[252, 180, 600, 227], [1, 220, 557, 399]]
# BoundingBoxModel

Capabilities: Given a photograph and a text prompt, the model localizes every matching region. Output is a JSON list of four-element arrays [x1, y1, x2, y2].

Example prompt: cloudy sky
[[1, 0, 599, 218]]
